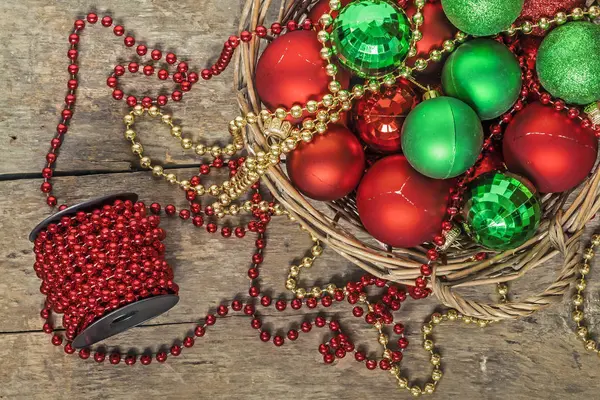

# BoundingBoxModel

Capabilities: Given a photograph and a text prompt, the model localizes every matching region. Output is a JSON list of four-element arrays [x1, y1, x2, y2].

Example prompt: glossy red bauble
[[517, 0, 586, 35], [406, 2, 457, 75], [503, 103, 598, 193], [356, 155, 451, 248], [255, 30, 350, 111], [287, 125, 365, 201], [352, 82, 418, 153]]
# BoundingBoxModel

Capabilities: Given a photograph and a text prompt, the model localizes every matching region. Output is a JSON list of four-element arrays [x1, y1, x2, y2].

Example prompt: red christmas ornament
[[287, 124, 365, 201], [503, 102, 598, 193], [406, 2, 457, 75], [308, 0, 351, 25], [468, 147, 506, 182], [352, 81, 418, 153], [255, 30, 350, 111], [356, 155, 451, 248], [517, 0, 586, 35]]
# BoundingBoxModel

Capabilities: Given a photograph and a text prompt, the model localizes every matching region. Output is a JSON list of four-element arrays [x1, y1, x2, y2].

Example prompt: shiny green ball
[[401, 96, 483, 179], [442, 39, 522, 120], [462, 172, 541, 251], [537, 22, 600, 105], [441, 0, 524, 36]]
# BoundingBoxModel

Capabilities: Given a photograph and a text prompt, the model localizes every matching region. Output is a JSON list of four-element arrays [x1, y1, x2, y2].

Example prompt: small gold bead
[[148, 106, 159, 117], [311, 245, 323, 257], [410, 386, 422, 397], [555, 11, 567, 24], [521, 21, 533, 34], [422, 324, 433, 334], [195, 144, 206, 155], [571, 7, 584, 20], [424, 383, 436, 395], [290, 105, 303, 119], [326, 283, 337, 294], [289, 265, 300, 277], [589, 6, 600, 18], [383, 349, 392, 359], [423, 339, 434, 351], [573, 294, 584, 306], [378, 334, 389, 346], [579, 263, 591, 275], [285, 278, 297, 290], [179, 180, 190, 190], [431, 370, 443, 381], [478, 320, 488, 328], [319, 13, 333, 28], [358, 293, 368, 303], [181, 138, 193, 149], [353, 84, 365, 98], [390, 365, 399, 375], [374, 321, 383, 330], [431, 313, 442, 324], [124, 129, 136, 141], [430, 49, 442, 62], [302, 257, 313, 268], [131, 142, 143, 155], [306, 100, 319, 113], [572, 310, 584, 322], [133, 104, 144, 116], [583, 248, 595, 260], [161, 114, 172, 124], [463, 316, 472, 324], [152, 165, 163, 177], [171, 126, 182, 138], [497, 283, 509, 296], [311, 287, 322, 297], [577, 326, 589, 339], [576, 279, 587, 291], [397, 377, 408, 388], [443, 40, 454, 52], [430, 354, 441, 366], [585, 339, 597, 351], [447, 309, 458, 321], [296, 288, 307, 299], [140, 156, 152, 169], [165, 173, 177, 184], [538, 17, 550, 30]]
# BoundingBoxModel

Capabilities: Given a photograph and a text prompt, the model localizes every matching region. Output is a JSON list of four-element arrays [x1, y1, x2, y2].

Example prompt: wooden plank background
[[1, 0, 600, 399]]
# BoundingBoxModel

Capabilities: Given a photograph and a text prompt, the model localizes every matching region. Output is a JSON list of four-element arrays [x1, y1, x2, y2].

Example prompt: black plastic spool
[[29, 193, 179, 348]]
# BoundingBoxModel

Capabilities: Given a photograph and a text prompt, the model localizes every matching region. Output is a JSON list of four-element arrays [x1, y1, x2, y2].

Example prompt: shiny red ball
[[255, 30, 349, 111], [352, 82, 418, 153], [406, 2, 457, 75], [287, 125, 365, 201], [517, 0, 586, 36], [356, 155, 451, 248], [503, 103, 598, 193]]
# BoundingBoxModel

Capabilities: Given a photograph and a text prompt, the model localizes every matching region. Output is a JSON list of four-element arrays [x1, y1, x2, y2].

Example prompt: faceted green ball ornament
[[442, 39, 522, 120], [331, 0, 412, 77], [462, 172, 541, 251], [537, 22, 600, 105], [401, 96, 483, 179], [441, 0, 524, 36]]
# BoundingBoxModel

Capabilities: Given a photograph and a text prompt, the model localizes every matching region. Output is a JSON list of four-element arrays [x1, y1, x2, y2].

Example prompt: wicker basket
[[232, 0, 600, 320]]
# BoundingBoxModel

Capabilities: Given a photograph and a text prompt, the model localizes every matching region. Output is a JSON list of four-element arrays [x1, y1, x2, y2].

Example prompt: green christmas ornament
[[331, 0, 412, 77], [537, 21, 600, 105], [442, 39, 522, 120], [441, 0, 524, 36], [401, 96, 483, 179], [462, 172, 541, 251]]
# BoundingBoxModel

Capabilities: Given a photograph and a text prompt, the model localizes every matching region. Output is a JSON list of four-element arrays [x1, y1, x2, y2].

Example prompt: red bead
[[124, 36, 135, 47], [114, 65, 125, 76], [365, 359, 377, 370], [177, 62, 189, 73], [79, 348, 91, 359], [126, 96, 137, 107], [217, 305, 228, 316], [201, 69, 212, 80], [166, 53, 177, 64], [156, 352, 168, 363], [256, 26, 267, 37], [109, 352, 121, 364], [231, 300, 243, 311], [170, 345, 181, 356], [352, 306, 364, 317], [141, 97, 153, 108], [183, 336, 195, 347], [420, 264, 432, 276], [158, 69, 169, 80], [301, 321, 312, 333], [354, 351, 366, 362], [107, 76, 118, 88], [335, 348, 346, 358], [51, 335, 62, 346], [260, 331, 271, 342], [112, 89, 124, 100], [67, 49, 78, 60], [251, 318, 262, 329], [195, 326, 206, 337], [180, 81, 191, 92], [205, 314, 216, 325], [270, 23, 282, 34], [249, 286, 260, 297], [291, 298, 302, 310], [140, 355, 152, 365], [287, 329, 299, 341], [172, 91, 182, 101], [101, 16, 113, 27], [393, 323, 405, 335], [165, 205, 176, 215], [260, 295, 272, 307], [179, 209, 190, 220], [329, 320, 340, 331], [306, 298, 318, 309], [125, 355, 137, 365], [323, 353, 335, 364], [113, 25, 125, 36], [136, 45, 148, 56], [94, 352, 106, 363], [41, 182, 52, 193], [157, 95, 168, 106], [379, 359, 391, 370], [128, 62, 139, 73], [275, 299, 286, 311], [143, 65, 154, 76], [151, 49, 162, 60], [240, 31, 253, 42], [87, 13, 98, 23], [69, 33, 79, 44], [273, 335, 284, 346], [398, 337, 409, 349], [315, 316, 326, 327], [74, 19, 85, 30]]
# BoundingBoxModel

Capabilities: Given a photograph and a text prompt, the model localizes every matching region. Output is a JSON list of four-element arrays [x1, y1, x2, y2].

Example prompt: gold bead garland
[[569, 233, 600, 355]]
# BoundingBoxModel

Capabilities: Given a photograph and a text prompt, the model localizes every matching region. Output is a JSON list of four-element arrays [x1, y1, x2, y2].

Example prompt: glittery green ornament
[[331, 0, 412, 77], [537, 22, 600, 105], [441, 0, 524, 36], [442, 39, 522, 120], [462, 172, 541, 251], [401, 96, 483, 179]]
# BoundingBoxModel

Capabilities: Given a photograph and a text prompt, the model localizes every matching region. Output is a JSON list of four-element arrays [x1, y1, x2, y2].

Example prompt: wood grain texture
[[2, 0, 600, 399]]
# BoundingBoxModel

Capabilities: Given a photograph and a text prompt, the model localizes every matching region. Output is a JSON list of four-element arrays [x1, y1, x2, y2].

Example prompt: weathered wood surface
[[1, 0, 600, 399]]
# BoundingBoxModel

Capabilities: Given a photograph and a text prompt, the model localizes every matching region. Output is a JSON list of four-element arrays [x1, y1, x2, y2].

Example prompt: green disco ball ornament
[[401, 96, 483, 179], [442, 39, 522, 120], [331, 0, 412, 77], [441, 0, 524, 36], [537, 21, 600, 105], [462, 172, 541, 251]]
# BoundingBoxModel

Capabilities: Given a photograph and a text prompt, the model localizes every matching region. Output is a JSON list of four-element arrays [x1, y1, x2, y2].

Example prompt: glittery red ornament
[[517, 0, 586, 35], [255, 30, 350, 111], [287, 124, 365, 201], [308, 0, 351, 24], [406, 2, 457, 75], [352, 81, 418, 153], [503, 103, 598, 193], [356, 155, 451, 248]]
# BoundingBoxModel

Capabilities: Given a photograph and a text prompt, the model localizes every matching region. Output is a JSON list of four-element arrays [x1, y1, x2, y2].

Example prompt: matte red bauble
[[308, 0, 351, 25], [503, 103, 598, 193], [406, 2, 457, 75], [255, 30, 349, 111], [352, 82, 418, 153], [287, 125, 365, 201], [517, 0, 585, 35], [356, 155, 451, 248]]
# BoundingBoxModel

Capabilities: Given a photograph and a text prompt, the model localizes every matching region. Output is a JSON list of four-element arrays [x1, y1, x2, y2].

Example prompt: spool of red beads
[[30, 193, 179, 348]]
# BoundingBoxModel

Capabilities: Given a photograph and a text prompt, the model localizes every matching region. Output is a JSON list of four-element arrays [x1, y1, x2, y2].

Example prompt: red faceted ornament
[[308, 0, 351, 24], [405, 2, 457, 75], [517, 0, 586, 35], [255, 30, 350, 111], [287, 124, 365, 201], [352, 81, 418, 153], [356, 155, 451, 248], [503, 103, 598, 193]]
